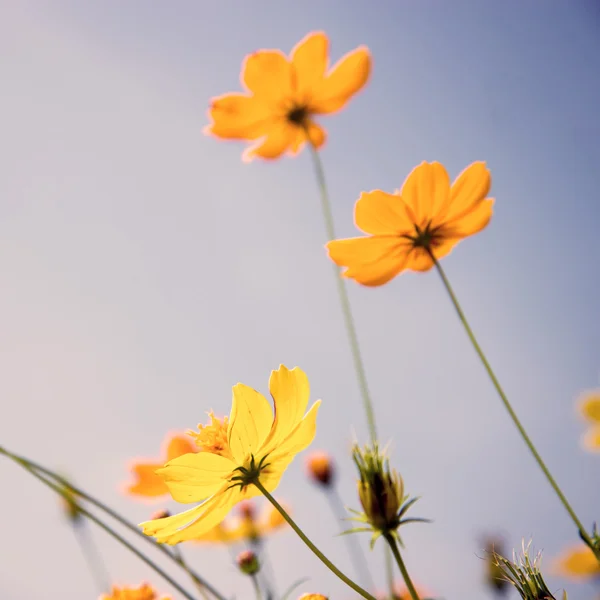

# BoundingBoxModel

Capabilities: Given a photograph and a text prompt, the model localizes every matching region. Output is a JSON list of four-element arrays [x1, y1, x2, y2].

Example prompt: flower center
[[286, 104, 309, 126], [229, 454, 270, 491], [189, 412, 231, 458], [411, 222, 443, 250]]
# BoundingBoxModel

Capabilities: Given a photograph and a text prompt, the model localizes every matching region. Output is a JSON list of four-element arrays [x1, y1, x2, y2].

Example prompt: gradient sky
[[1, 2, 599, 599]]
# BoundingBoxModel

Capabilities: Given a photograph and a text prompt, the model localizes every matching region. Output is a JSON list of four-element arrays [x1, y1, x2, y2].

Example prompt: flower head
[[125, 433, 196, 500], [552, 544, 600, 581], [204, 31, 371, 162], [326, 161, 494, 286], [306, 451, 335, 487], [237, 549, 260, 575], [100, 583, 170, 600], [140, 365, 320, 544], [577, 390, 600, 451]]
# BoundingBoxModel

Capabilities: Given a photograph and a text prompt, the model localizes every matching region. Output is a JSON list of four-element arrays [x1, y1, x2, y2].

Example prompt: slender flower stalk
[[251, 574, 263, 600], [385, 545, 395, 600], [72, 521, 111, 594], [307, 140, 378, 442], [0, 446, 227, 600], [253, 478, 377, 600], [171, 545, 210, 600], [428, 250, 596, 555], [384, 533, 420, 600]]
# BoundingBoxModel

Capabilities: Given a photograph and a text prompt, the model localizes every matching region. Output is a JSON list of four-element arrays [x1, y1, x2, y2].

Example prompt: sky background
[[1, 1, 599, 599]]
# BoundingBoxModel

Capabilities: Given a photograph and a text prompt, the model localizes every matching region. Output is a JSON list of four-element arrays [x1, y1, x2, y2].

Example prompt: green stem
[[307, 141, 378, 443], [251, 573, 263, 600], [385, 545, 395, 600], [383, 533, 420, 600], [0, 447, 227, 600], [171, 545, 210, 600], [253, 479, 377, 600], [8, 455, 198, 600], [429, 252, 595, 552], [73, 522, 111, 594]]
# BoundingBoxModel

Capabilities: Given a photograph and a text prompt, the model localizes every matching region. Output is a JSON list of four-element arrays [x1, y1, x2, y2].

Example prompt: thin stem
[[251, 574, 263, 600], [9, 456, 198, 600], [326, 487, 375, 591], [0, 447, 227, 600], [73, 523, 111, 594], [250, 538, 276, 600], [253, 479, 377, 600], [385, 545, 395, 600], [383, 533, 420, 600], [171, 545, 210, 600], [429, 252, 595, 552], [306, 141, 378, 443]]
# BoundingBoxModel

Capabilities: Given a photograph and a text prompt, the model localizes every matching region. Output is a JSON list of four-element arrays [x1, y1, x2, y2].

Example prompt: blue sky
[[1, 1, 599, 599]]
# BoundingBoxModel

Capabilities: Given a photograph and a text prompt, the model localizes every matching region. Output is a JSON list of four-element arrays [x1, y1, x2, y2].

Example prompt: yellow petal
[[404, 248, 435, 273], [228, 383, 273, 463], [126, 462, 168, 498], [270, 400, 321, 460], [400, 162, 451, 228], [166, 434, 197, 461], [578, 391, 600, 423], [442, 161, 491, 222], [582, 426, 600, 451], [241, 50, 292, 101], [312, 46, 371, 114], [157, 452, 235, 503], [242, 120, 294, 162], [263, 366, 310, 450], [290, 32, 329, 98], [553, 544, 600, 580], [354, 190, 415, 235], [326, 236, 410, 286], [204, 93, 272, 140], [443, 198, 494, 237]]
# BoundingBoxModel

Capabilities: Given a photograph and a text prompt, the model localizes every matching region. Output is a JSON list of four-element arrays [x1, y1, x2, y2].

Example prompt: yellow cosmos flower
[[204, 31, 371, 162], [140, 365, 320, 544], [125, 433, 197, 500], [326, 161, 494, 286], [553, 544, 600, 581], [578, 390, 600, 451], [100, 583, 170, 600]]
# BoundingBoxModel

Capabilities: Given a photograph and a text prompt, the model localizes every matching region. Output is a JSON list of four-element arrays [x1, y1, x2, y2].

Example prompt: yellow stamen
[[188, 412, 231, 458]]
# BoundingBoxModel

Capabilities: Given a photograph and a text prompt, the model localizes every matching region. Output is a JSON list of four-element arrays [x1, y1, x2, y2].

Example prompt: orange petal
[[442, 161, 492, 222], [241, 50, 292, 101], [553, 544, 600, 579], [242, 120, 294, 162], [289, 121, 326, 154], [127, 462, 168, 498], [404, 248, 435, 273], [290, 32, 329, 99], [204, 93, 272, 140], [354, 190, 415, 235], [326, 236, 410, 286], [400, 162, 451, 228], [165, 434, 196, 462], [578, 391, 600, 423], [444, 198, 494, 237], [582, 426, 600, 451], [312, 46, 371, 114]]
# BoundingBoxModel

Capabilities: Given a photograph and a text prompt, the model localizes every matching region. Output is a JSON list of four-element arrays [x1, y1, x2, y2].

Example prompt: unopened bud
[[238, 500, 256, 520], [306, 451, 335, 486], [482, 537, 509, 595], [151, 509, 170, 520], [237, 550, 260, 575], [58, 478, 82, 526]]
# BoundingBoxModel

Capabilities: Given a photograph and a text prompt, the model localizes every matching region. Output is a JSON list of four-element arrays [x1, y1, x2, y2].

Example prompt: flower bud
[[151, 509, 170, 520], [58, 478, 82, 526], [238, 500, 256, 520], [306, 451, 335, 487], [237, 550, 260, 575], [482, 537, 510, 595]]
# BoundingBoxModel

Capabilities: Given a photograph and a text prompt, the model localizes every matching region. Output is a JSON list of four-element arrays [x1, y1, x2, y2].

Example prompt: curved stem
[[383, 533, 420, 600], [73, 522, 111, 594], [306, 141, 378, 443], [429, 252, 595, 552], [253, 479, 377, 600], [171, 545, 210, 600], [0, 447, 227, 600], [8, 455, 198, 600]]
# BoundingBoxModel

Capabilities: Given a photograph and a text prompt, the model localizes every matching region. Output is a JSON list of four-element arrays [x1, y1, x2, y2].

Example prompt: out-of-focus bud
[[151, 509, 170, 520], [298, 595, 328, 600], [306, 451, 335, 487], [237, 550, 260, 575], [492, 541, 561, 600], [482, 536, 510, 595], [58, 478, 83, 526], [238, 500, 256, 520]]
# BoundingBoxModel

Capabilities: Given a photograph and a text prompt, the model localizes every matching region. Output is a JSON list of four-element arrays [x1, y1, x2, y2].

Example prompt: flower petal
[[289, 121, 326, 154], [400, 162, 451, 228], [228, 383, 274, 463], [312, 46, 371, 114], [442, 161, 491, 222], [157, 452, 235, 503], [578, 391, 600, 423], [242, 121, 294, 162], [269, 399, 321, 461], [404, 248, 435, 273], [290, 32, 329, 99], [241, 50, 292, 101], [165, 434, 197, 461], [553, 545, 600, 579], [355, 190, 415, 235], [444, 198, 494, 237], [204, 93, 273, 140], [326, 236, 410, 286], [126, 462, 168, 498], [583, 426, 600, 452]]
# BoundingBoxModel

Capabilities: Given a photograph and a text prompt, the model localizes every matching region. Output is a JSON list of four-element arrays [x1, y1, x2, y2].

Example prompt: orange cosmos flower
[[552, 544, 600, 581], [578, 390, 600, 451], [100, 583, 170, 600], [204, 31, 371, 162], [125, 432, 196, 500], [326, 161, 494, 286]]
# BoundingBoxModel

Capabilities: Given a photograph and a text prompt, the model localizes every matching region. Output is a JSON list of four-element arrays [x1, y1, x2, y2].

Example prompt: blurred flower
[[140, 366, 320, 544], [237, 549, 260, 575], [391, 583, 430, 600], [306, 451, 335, 487], [204, 31, 371, 161], [125, 433, 196, 500], [100, 583, 170, 600], [578, 390, 600, 451], [553, 544, 600, 581], [326, 161, 494, 286], [482, 537, 510, 596], [349, 443, 427, 547], [298, 595, 328, 600], [193, 500, 290, 544]]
